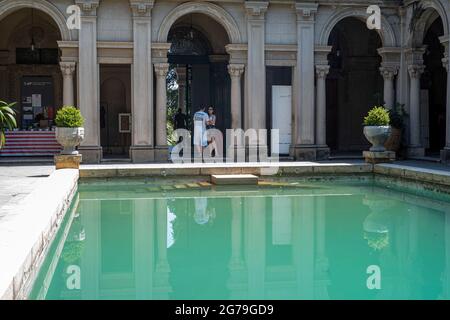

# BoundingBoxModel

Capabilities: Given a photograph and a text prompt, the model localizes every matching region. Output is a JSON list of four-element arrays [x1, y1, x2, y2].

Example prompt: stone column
[[129, 0, 155, 163], [439, 36, 450, 163], [244, 1, 268, 130], [407, 64, 425, 157], [176, 67, 186, 113], [76, 0, 101, 163], [292, 3, 319, 161], [154, 63, 169, 162], [315, 64, 330, 158], [228, 64, 245, 130], [380, 66, 398, 109], [60, 62, 76, 106]]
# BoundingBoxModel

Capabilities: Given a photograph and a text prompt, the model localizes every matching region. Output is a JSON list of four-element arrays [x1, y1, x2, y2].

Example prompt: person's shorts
[[193, 129, 208, 147]]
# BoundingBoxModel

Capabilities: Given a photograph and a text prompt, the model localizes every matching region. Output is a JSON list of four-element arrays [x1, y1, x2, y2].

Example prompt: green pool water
[[30, 179, 450, 300]]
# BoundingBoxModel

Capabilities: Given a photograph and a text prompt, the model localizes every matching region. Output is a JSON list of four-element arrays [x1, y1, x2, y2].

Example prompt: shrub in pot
[[55, 106, 85, 155], [363, 106, 391, 152]]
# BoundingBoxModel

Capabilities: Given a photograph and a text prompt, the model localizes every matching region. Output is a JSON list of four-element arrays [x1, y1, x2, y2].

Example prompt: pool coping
[[0, 169, 78, 300], [1, 161, 450, 300]]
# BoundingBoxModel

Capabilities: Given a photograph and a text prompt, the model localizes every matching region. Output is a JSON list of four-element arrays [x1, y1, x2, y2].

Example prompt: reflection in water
[[31, 184, 450, 300]]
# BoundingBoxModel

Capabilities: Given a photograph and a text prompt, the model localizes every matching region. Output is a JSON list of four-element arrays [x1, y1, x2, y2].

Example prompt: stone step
[[210, 174, 259, 185]]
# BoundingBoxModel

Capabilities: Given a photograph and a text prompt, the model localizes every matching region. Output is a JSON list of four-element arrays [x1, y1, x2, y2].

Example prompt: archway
[[421, 16, 446, 155], [326, 17, 384, 154], [166, 13, 231, 148]]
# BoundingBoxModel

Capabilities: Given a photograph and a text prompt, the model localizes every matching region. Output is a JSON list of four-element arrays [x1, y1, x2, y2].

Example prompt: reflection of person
[[193, 106, 208, 157], [194, 197, 209, 225]]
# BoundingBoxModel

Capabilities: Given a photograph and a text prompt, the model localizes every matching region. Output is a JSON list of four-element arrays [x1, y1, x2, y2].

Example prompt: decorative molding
[[154, 63, 169, 77], [295, 2, 319, 22], [60, 62, 76, 76], [315, 65, 330, 79], [227, 64, 245, 78], [314, 45, 332, 65], [151, 43, 171, 64], [129, 0, 154, 17], [245, 1, 269, 19], [379, 66, 398, 81], [408, 64, 425, 79], [405, 47, 427, 65], [75, 0, 100, 15]]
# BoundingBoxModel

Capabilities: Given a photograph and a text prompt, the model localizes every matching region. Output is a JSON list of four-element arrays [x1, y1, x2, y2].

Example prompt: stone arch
[[318, 7, 397, 47], [157, 1, 242, 44], [410, 0, 449, 47], [0, 0, 72, 41]]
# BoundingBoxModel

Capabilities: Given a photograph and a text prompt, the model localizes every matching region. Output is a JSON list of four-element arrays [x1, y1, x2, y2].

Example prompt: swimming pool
[[30, 178, 450, 300]]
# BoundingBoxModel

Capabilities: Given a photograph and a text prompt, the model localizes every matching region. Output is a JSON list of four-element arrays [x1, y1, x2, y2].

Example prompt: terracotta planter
[[384, 127, 402, 152], [55, 127, 85, 155], [363, 126, 391, 152]]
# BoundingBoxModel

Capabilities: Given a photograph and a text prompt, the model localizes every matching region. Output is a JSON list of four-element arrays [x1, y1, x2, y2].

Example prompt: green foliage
[[55, 106, 84, 127], [0, 100, 17, 149], [364, 232, 389, 251], [388, 103, 408, 129], [61, 241, 85, 264], [363, 106, 390, 126], [167, 66, 179, 146]]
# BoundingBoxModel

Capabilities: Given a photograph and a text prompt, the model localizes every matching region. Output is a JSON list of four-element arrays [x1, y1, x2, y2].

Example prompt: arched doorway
[[166, 13, 231, 147], [422, 17, 446, 156], [0, 7, 64, 157], [326, 17, 384, 155]]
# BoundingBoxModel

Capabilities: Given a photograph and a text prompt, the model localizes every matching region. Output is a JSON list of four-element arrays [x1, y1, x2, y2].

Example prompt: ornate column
[[380, 66, 398, 109], [292, 3, 319, 161], [244, 1, 268, 131], [129, 0, 155, 163], [407, 48, 426, 157], [378, 47, 401, 109], [315, 64, 330, 157], [76, 0, 101, 163], [439, 36, 450, 163], [228, 64, 245, 130], [176, 67, 186, 113], [154, 63, 169, 162], [60, 62, 76, 106]]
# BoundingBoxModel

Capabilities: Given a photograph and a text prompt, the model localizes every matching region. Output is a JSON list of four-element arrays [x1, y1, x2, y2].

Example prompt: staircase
[[0, 131, 61, 157]]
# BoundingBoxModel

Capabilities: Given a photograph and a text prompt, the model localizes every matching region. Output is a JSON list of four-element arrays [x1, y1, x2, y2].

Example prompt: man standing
[[193, 106, 208, 160]]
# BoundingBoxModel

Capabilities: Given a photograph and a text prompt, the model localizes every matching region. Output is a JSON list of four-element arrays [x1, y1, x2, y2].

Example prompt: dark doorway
[[422, 17, 446, 155]]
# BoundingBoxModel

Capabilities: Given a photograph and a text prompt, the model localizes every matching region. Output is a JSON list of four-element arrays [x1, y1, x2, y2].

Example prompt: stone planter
[[55, 127, 84, 155], [384, 127, 402, 153], [363, 126, 391, 152]]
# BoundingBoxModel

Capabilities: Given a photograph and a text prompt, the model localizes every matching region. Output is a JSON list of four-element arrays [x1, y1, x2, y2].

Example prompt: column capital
[[228, 64, 245, 78], [295, 3, 318, 22], [154, 63, 169, 77], [315, 65, 330, 79], [129, 0, 154, 17], [408, 64, 425, 79], [245, 1, 269, 19], [75, 0, 100, 16], [379, 66, 398, 80], [60, 62, 76, 76]]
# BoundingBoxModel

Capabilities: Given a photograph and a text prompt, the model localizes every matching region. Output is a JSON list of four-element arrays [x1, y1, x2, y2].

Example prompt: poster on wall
[[21, 76, 54, 130], [32, 94, 42, 107]]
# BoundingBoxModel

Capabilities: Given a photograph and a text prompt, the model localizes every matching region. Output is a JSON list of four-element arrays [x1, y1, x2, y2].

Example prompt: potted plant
[[55, 106, 85, 155], [363, 106, 391, 152], [385, 103, 408, 153], [0, 101, 17, 149]]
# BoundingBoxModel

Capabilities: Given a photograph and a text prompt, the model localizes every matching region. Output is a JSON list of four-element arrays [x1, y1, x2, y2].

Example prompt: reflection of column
[[153, 198, 171, 299], [130, 0, 155, 163], [380, 66, 398, 109], [228, 64, 245, 130], [60, 62, 76, 106], [314, 197, 329, 299], [154, 63, 169, 161], [315, 65, 329, 147], [80, 200, 101, 299], [176, 67, 186, 113], [444, 208, 450, 299], [292, 3, 319, 160], [439, 36, 450, 163], [133, 199, 154, 299], [76, 0, 101, 163], [407, 64, 425, 156], [292, 195, 314, 299], [245, 197, 266, 299], [244, 1, 268, 130]]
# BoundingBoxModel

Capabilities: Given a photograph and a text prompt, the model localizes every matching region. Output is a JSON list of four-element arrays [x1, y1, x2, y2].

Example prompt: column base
[[155, 146, 169, 163], [291, 145, 330, 161], [440, 148, 450, 165], [130, 145, 155, 163], [407, 146, 425, 158], [78, 146, 102, 164]]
